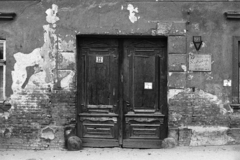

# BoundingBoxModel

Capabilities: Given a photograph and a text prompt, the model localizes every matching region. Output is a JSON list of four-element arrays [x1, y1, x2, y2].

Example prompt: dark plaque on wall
[[189, 54, 211, 71]]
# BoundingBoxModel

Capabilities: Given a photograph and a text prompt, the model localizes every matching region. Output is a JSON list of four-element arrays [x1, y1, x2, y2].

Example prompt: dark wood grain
[[77, 37, 167, 148]]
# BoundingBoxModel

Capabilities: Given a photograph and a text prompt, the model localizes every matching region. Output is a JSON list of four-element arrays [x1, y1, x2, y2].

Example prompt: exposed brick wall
[[167, 88, 239, 146], [0, 89, 76, 150], [168, 89, 230, 127]]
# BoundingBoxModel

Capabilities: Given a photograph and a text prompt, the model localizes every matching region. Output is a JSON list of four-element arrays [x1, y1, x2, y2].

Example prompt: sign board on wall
[[189, 54, 211, 71]]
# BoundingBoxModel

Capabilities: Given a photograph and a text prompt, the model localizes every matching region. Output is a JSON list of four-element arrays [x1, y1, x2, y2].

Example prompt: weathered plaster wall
[[167, 2, 240, 146], [0, 0, 240, 149]]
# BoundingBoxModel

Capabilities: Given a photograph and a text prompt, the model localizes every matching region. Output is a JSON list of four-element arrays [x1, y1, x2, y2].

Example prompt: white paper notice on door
[[144, 82, 152, 89]]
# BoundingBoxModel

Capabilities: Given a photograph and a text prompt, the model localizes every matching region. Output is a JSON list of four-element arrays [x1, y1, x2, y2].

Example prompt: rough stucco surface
[[0, 0, 240, 149]]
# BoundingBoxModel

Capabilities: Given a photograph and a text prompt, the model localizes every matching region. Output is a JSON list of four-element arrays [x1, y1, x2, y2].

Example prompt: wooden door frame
[[232, 36, 240, 104], [76, 35, 168, 147], [231, 37, 240, 112]]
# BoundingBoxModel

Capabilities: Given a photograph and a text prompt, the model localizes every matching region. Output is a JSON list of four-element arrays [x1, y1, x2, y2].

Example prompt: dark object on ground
[[67, 136, 82, 151], [64, 127, 82, 151]]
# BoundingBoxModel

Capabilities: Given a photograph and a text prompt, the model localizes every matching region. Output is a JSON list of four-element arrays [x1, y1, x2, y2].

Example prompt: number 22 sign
[[96, 56, 103, 63]]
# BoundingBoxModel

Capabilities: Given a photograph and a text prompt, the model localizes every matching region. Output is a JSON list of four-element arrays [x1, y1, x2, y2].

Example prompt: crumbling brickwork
[[0, 89, 76, 149]]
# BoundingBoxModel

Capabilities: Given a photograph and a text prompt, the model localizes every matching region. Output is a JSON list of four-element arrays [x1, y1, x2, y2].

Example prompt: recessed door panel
[[134, 54, 155, 110], [133, 55, 156, 109], [88, 54, 110, 105]]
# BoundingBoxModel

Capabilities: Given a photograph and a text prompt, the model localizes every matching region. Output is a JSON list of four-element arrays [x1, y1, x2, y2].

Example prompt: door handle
[[125, 101, 130, 108]]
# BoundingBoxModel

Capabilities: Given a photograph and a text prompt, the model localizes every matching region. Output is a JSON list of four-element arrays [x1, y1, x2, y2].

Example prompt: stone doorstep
[[168, 126, 240, 147]]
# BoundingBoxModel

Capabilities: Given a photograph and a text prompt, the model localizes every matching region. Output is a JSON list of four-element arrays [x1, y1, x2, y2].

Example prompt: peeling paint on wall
[[201, 42, 206, 48], [121, 5, 124, 10], [41, 126, 56, 140], [12, 4, 60, 95], [169, 88, 229, 115], [46, 4, 60, 24], [187, 74, 194, 80], [60, 71, 75, 90], [156, 22, 172, 35], [198, 90, 227, 115], [168, 89, 184, 100], [59, 39, 75, 52], [60, 52, 75, 63], [198, 90, 228, 115], [186, 126, 234, 146], [192, 23, 200, 31], [170, 112, 182, 121], [11, 3, 76, 99], [127, 4, 140, 23], [205, 72, 213, 80], [190, 42, 194, 48], [181, 65, 187, 72]]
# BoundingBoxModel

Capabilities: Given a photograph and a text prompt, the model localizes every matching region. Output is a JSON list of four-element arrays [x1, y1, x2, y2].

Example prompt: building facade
[[0, 0, 240, 149]]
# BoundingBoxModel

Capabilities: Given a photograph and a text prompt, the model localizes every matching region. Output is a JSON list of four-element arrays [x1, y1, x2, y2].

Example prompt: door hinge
[[121, 74, 123, 82]]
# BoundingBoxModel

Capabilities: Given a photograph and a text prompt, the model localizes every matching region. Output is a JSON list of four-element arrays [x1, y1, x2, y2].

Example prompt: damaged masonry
[[0, 0, 240, 150]]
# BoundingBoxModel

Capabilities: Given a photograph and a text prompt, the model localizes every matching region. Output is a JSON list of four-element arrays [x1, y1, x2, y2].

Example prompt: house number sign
[[96, 56, 103, 63], [189, 54, 211, 71]]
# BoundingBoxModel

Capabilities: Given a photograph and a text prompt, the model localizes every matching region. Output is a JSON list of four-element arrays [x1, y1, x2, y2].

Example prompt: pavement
[[0, 145, 240, 160]]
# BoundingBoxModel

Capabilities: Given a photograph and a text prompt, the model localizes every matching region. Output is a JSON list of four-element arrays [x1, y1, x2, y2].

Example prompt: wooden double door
[[77, 37, 167, 148]]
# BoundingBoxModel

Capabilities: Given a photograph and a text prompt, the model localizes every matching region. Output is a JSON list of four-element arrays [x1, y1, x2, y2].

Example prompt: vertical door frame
[[232, 36, 240, 104], [76, 36, 82, 137]]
